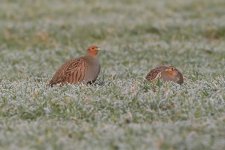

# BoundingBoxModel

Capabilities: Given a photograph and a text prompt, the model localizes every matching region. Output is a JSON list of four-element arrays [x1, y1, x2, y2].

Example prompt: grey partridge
[[49, 45, 101, 86], [146, 65, 184, 85]]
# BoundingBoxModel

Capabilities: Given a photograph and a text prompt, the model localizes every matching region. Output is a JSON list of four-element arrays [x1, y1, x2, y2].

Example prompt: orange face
[[160, 66, 183, 84], [164, 67, 178, 78], [87, 45, 100, 56]]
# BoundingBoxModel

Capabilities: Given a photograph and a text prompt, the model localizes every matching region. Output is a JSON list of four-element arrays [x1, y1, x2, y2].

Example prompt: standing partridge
[[146, 65, 184, 84], [49, 45, 101, 86]]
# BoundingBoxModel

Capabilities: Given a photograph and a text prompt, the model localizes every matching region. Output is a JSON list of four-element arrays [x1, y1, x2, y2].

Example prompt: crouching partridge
[[146, 65, 184, 85]]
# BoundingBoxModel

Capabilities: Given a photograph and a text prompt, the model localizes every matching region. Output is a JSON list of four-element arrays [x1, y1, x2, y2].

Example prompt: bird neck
[[87, 53, 97, 57]]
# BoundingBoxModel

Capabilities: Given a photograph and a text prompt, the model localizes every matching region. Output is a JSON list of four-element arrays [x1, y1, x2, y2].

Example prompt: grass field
[[1, 0, 225, 149]]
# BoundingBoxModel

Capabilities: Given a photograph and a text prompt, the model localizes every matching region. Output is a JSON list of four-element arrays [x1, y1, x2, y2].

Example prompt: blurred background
[[0, 0, 225, 150]]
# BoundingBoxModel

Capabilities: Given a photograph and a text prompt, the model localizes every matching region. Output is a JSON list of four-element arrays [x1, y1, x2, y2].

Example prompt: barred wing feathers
[[146, 66, 168, 81], [49, 57, 87, 86]]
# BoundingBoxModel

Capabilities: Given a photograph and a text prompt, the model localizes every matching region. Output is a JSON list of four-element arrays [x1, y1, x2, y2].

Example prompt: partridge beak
[[165, 68, 173, 72], [97, 47, 103, 51], [97, 47, 107, 52]]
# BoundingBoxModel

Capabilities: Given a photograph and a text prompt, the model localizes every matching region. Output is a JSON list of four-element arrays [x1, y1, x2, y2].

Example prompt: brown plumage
[[49, 45, 101, 86], [146, 65, 184, 84]]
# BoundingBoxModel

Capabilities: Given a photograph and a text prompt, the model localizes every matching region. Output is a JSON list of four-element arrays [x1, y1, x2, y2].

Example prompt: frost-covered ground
[[0, 0, 225, 149]]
